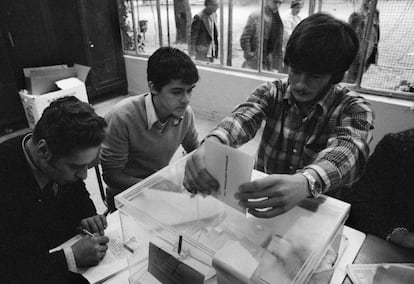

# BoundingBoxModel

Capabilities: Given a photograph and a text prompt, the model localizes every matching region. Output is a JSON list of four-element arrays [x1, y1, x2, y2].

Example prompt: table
[[342, 234, 414, 284]]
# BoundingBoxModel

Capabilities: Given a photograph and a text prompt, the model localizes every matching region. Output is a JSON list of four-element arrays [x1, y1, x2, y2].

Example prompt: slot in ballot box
[[115, 154, 350, 284]]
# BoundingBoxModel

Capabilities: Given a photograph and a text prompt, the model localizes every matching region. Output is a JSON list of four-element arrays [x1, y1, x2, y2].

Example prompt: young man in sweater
[[101, 47, 200, 211], [0, 96, 109, 283]]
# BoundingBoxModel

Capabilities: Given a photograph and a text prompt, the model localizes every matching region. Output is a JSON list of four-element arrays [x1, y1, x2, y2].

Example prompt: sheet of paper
[[329, 226, 366, 284], [55, 77, 84, 89], [347, 263, 414, 284], [212, 240, 259, 283], [204, 140, 254, 212]]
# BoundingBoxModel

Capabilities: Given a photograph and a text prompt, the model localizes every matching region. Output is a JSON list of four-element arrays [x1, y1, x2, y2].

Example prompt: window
[[118, 0, 414, 100]]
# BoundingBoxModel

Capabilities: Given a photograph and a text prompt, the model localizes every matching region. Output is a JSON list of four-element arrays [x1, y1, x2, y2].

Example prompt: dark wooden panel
[[47, 0, 88, 66], [78, 0, 127, 98], [0, 31, 26, 130], [0, 0, 59, 90]]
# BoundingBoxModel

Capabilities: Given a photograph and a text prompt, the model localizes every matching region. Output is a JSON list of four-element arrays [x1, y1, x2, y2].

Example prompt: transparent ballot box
[[115, 155, 350, 284]]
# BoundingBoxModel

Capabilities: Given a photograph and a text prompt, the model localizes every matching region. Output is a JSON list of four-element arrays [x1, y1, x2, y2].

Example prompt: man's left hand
[[79, 215, 107, 235], [236, 174, 309, 218]]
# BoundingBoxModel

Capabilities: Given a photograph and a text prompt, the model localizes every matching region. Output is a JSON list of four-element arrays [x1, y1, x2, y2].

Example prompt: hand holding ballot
[[184, 137, 311, 218], [184, 138, 220, 195], [237, 173, 310, 218]]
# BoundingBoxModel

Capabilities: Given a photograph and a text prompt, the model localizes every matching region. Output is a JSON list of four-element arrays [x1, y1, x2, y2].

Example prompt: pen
[[82, 228, 94, 237], [178, 235, 183, 255], [123, 244, 134, 254]]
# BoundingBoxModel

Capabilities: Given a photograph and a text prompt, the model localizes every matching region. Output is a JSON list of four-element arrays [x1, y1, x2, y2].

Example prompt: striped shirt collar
[[145, 93, 182, 130]]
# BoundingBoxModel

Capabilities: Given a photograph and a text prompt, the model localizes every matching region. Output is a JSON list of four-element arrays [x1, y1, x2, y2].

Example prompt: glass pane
[[234, 0, 308, 74], [118, 0, 137, 52], [235, 0, 263, 71], [185, 0, 220, 64], [122, 0, 161, 56], [362, 0, 414, 96], [320, 0, 414, 97]]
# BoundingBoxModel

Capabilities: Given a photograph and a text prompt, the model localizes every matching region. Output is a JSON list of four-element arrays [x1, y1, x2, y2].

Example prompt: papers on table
[[204, 139, 254, 213], [347, 263, 414, 284]]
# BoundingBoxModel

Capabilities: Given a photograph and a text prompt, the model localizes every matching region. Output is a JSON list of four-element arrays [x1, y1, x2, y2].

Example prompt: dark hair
[[33, 96, 107, 157], [284, 13, 359, 82], [147, 47, 199, 92], [204, 0, 216, 5]]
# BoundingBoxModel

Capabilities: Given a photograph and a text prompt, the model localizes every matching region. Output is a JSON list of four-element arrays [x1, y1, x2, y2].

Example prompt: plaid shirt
[[208, 79, 374, 192]]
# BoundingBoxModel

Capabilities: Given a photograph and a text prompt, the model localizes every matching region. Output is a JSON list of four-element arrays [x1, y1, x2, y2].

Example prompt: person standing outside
[[190, 0, 219, 62], [240, 0, 284, 71], [281, 0, 304, 69], [0, 96, 109, 283], [101, 47, 200, 211], [345, 0, 380, 83], [185, 13, 374, 219]]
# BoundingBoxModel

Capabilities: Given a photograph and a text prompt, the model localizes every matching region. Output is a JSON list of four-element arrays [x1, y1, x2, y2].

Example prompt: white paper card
[[212, 240, 259, 283], [204, 140, 254, 212]]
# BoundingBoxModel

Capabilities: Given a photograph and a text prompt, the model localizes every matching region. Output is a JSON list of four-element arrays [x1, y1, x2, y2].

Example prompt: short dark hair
[[204, 0, 216, 6], [147, 47, 199, 91], [33, 96, 107, 157], [284, 13, 359, 81]]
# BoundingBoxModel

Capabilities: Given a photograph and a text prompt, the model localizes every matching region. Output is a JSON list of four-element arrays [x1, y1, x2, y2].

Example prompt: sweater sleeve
[[100, 111, 131, 172], [181, 107, 200, 153]]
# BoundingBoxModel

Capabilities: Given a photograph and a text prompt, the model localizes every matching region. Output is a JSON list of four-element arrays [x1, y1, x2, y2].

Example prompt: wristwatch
[[299, 170, 322, 198]]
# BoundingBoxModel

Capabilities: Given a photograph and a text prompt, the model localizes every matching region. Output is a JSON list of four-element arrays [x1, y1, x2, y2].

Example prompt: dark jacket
[[0, 135, 96, 284], [240, 6, 284, 71], [344, 128, 414, 239], [190, 9, 218, 61]]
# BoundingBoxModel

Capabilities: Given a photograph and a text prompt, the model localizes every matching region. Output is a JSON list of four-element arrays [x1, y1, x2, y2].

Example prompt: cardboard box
[[24, 64, 89, 95], [19, 64, 90, 129]]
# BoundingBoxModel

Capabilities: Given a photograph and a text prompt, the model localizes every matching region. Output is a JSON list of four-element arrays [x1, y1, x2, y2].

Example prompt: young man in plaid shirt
[[184, 12, 374, 218]]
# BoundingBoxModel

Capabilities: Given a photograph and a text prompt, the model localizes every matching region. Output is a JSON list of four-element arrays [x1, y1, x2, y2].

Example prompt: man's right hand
[[183, 141, 219, 196], [72, 235, 109, 267]]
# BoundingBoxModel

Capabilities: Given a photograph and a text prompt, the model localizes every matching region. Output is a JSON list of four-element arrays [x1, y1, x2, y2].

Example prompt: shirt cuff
[[63, 246, 77, 272], [206, 129, 230, 145]]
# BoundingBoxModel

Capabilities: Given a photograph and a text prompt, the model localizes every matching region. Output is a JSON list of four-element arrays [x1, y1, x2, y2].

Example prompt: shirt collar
[[22, 133, 50, 189], [284, 84, 335, 116], [145, 93, 183, 130]]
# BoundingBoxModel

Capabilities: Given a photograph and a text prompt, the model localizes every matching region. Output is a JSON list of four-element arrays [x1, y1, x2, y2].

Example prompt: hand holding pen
[[72, 228, 109, 267]]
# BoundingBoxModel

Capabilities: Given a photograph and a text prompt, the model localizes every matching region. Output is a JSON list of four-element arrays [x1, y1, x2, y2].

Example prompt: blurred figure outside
[[240, 0, 284, 71], [281, 0, 304, 73], [190, 0, 219, 62], [345, 0, 380, 83]]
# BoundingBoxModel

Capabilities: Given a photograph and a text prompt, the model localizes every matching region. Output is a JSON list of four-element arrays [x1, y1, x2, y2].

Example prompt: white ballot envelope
[[204, 140, 254, 212]]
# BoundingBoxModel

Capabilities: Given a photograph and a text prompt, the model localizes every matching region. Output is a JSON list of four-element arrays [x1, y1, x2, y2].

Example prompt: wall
[[125, 55, 414, 150]]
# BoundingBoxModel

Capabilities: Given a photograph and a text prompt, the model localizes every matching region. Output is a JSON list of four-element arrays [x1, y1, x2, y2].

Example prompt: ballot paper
[[50, 212, 130, 284], [204, 140, 254, 212], [212, 240, 259, 283], [347, 263, 414, 284]]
